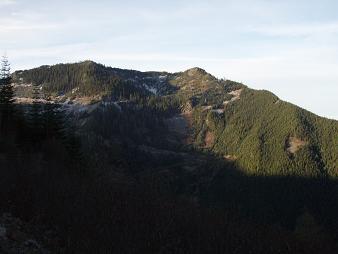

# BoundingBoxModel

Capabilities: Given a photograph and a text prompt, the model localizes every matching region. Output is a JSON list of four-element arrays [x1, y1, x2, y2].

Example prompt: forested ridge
[[1, 59, 337, 253], [15, 61, 337, 177], [193, 88, 338, 177]]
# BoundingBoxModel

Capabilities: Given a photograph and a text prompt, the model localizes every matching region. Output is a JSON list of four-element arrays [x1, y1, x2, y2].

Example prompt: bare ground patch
[[164, 112, 194, 144], [286, 137, 307, 154], [223, 88, 243, 105], [204, 131, 215, 148], [224, 155, 237, 161]]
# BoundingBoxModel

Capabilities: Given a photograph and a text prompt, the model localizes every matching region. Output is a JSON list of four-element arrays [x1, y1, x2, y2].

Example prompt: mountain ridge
[[2, 59, 338, 253], [11, 61, 338, 178]]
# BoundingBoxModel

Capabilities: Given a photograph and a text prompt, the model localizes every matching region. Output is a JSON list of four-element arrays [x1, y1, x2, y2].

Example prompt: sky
[[1, 0, 338, 119]]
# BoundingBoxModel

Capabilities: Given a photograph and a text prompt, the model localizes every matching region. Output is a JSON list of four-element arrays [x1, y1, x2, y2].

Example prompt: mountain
[[12, 61, 338, 178], [2, 60, 338, 253]]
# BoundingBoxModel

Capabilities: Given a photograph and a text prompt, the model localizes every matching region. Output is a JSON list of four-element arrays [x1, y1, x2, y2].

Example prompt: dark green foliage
[[42, 98, 65, 140], [139, 94, 182, 116], [0, 78, 14, 105], [27, 83, 44, 144], [0, 56, 15, 132], [190, 88, 338, 177], [13, 61, 122, 96], [82, 99, 169, 147], [12, 61, 160, 99], [222, 78, 246, 92], [13, 61, 336, 177]]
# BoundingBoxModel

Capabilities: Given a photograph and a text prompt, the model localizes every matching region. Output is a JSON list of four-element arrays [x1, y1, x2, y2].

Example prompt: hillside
[[1, 60, 337, 253], [12, 61, 175, 99], [12, 61, 338, 178], [193, 88, 338, 177]]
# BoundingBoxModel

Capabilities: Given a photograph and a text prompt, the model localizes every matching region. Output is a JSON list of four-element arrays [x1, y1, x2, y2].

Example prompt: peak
[[80, 60, 98, 66], [184, 67, 207, 76]]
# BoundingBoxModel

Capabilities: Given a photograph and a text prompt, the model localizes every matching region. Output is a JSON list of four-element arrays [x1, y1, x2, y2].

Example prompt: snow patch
[[143, 83, 158, 95], [159, 75, 167, 80], [101, 101, 122, 112], [211, 109, 224, 114]]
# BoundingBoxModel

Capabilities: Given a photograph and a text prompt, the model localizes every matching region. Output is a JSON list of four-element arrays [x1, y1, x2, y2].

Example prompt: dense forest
[[1, 59, 337, 253], [12, 61, 337, 177], [192, 89, 338, 177]]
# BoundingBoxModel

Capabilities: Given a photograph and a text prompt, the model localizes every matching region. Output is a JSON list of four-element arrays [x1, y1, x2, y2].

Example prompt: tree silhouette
[[0, 55, 15, 132], [42, 96, 65, 140]]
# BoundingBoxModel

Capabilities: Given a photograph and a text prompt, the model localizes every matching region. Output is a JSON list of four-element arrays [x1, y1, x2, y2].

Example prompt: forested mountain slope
[[12, 61, 338, 177], [194, 89, 338, 177], [2, 60, 337, 253]]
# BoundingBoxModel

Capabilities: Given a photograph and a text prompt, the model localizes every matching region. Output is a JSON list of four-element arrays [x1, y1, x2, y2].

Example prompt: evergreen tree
[[42, 96, 65, 140], [28, 82, 44, 145], [0, 55, 15, 132], [63, 122, 83, 169]]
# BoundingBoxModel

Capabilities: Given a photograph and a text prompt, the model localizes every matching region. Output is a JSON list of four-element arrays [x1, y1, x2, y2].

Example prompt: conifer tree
[[0, 55, 15, 132], [42, 96, 65, 140], [29, 82, 44, 144], [63, 122, 83, 169]]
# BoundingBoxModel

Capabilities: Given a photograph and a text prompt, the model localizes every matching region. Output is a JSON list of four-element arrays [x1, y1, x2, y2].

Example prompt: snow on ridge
[[148, 87, 158, 95], [211, 109, 224, 114], [143, 83, 158, 95], [159, 75, 167, 80]]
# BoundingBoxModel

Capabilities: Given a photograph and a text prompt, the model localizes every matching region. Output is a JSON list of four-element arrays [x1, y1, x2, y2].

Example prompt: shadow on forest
[[127, 146, 338, 234], [0, 103, 337, 254]]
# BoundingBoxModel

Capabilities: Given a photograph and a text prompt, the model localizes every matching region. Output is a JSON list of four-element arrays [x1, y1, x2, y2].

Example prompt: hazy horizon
[[1, 0, 338, 119]]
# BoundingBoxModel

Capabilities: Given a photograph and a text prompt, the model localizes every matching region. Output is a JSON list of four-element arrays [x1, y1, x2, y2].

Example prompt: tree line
[[0, 56, 82, 171]]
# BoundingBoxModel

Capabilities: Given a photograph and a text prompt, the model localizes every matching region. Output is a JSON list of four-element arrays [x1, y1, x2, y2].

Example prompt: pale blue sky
[[1, 0, 338, 119]]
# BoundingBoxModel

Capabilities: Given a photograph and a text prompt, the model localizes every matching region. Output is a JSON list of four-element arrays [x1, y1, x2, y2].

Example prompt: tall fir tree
[[42, 96, 65, 140], [0, 55, 15, 133], [28, 82, 44, 145]]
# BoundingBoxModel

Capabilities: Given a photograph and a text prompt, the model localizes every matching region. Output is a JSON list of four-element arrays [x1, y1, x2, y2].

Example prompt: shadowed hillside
[[0, 60, 336, 253]]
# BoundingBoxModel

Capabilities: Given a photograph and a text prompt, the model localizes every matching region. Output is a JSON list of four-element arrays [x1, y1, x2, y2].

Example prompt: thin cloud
[[0, 23, 60, 32], [249, 22, 338, 37], [0, 0, 16, 6], [1, 0, 337, 119]]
